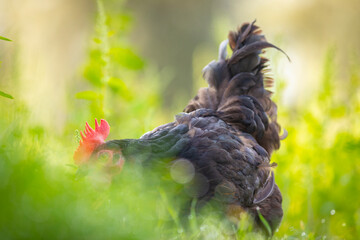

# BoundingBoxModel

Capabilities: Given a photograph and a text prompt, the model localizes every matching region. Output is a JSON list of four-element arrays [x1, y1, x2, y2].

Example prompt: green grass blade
[[158, 188, 182, 229], [257, 208, 272, 236], [0, 36, 11, 41], [0, 90, 14, 99]]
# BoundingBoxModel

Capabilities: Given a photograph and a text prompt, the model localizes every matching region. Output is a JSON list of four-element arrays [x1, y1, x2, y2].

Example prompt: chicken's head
[[74, 119, 124, 171]]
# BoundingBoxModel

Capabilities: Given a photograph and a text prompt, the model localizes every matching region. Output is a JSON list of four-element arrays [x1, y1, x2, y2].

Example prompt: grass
[[0, 1, 359, 239]]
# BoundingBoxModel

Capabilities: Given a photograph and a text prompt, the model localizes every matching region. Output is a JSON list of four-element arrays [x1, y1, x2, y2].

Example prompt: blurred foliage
[[272, 46, 360, 239], [0, 1, 359, 239], [72, 0, 170, 140]]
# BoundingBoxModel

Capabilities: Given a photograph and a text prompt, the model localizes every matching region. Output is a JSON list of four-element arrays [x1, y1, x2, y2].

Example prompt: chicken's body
[[75, 22, 285, 233]]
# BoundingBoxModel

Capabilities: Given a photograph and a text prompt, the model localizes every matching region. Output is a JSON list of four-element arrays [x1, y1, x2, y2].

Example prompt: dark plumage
[[76, 21, 285, 234]]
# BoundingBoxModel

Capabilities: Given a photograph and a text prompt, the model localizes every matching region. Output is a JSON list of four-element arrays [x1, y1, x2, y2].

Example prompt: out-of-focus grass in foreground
[[0, 1, 359, 239]]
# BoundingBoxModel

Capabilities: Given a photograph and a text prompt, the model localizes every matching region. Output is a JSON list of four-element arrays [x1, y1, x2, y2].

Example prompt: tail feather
[[184, 21, 286, 154]]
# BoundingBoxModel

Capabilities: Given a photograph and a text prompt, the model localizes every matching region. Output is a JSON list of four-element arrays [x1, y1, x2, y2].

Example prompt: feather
[[253, 171, 275, 204], [218, 39, 229, 60], [185, 22, 288, 154], [229, 41, 290, 64]]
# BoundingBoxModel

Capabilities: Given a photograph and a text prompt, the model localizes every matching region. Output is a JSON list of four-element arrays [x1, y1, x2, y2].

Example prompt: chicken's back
[[138, 107, 282, 232]]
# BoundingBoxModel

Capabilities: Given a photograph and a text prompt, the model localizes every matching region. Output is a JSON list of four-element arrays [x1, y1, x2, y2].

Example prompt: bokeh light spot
[[170, 158, 195, 184]]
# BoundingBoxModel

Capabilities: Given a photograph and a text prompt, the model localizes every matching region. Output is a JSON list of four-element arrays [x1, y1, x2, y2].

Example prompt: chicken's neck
[[104, 137, 186, 164]]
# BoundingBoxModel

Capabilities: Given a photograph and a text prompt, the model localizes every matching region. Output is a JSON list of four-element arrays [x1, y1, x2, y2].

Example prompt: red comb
[[74, 119, 110, 164]]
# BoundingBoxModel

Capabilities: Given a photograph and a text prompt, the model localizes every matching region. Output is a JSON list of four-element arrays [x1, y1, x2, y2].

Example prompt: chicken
[[74, 21, 287, 234]]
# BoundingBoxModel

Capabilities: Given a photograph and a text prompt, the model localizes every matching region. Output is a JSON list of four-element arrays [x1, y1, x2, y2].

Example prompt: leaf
[[75, 90, 101, 100], [0, 36, 12, 41], [107, 77, 127, 91], [110, 47, 145, 70], [107, 77, 133, 100], [0, 90, 14, 99], [93, 38, 102, 44], [83, 50, 105, 87], [256, 208, 272, 236]]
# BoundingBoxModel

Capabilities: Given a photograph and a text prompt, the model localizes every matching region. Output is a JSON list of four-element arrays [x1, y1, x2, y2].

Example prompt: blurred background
[[0, 0, 359, 239]]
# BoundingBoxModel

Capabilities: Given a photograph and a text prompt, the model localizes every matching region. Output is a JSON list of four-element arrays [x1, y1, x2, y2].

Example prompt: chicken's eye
[[97, 150, 112, 163]]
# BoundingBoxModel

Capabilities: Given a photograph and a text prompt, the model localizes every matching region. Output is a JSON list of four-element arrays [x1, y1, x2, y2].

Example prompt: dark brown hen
[[74, 22, 285, 234]]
